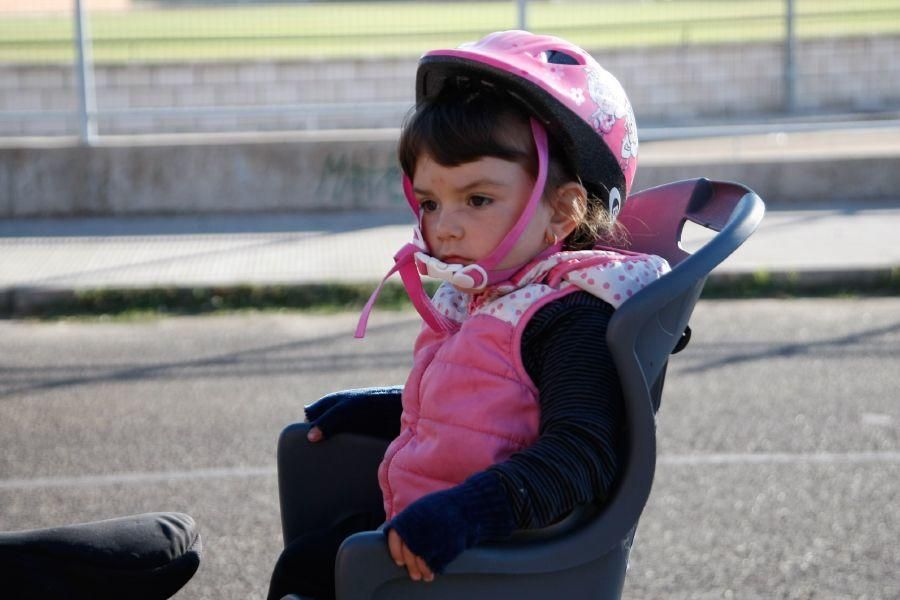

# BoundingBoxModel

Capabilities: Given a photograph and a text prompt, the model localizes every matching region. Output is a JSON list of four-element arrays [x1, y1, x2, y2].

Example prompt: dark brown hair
[[398, 80, 619, 250]]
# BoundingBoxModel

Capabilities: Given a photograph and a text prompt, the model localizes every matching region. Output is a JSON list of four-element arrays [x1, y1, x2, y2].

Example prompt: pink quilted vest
[[378, 248, 669, 518]]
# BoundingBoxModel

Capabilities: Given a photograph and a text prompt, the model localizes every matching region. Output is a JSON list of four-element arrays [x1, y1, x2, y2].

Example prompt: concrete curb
[[3, 267, 897, 318]]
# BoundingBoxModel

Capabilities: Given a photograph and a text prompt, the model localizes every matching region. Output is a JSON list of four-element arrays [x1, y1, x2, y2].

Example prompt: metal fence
[[2, 0, 900, 143]]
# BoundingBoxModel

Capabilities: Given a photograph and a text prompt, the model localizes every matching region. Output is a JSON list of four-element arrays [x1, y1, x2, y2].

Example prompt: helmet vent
[[544, 50, 583, 65]]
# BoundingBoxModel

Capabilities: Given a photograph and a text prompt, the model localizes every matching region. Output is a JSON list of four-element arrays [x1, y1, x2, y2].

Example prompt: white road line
[[1, 452, 898, 491]]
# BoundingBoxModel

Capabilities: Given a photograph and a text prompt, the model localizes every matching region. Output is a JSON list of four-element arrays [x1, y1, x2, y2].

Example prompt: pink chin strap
[[355, 118, 553, 338]]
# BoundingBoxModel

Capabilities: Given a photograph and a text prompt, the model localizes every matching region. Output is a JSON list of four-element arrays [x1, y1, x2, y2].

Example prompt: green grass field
[[3, 0, 900, 63]]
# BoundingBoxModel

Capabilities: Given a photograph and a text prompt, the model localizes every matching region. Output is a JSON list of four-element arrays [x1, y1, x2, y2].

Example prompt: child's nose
[[435, 211, 464, 240]]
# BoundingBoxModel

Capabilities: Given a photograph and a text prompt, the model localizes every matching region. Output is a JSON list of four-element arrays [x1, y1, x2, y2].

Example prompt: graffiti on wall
[[314, 147, 404, 210]]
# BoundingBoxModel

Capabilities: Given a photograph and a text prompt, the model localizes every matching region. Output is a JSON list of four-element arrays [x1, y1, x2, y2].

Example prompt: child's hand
[[387, 529, 435, 582], [306, 426, 324, 443], [385, 471, 516, 576], [303, 387, 403, 442]]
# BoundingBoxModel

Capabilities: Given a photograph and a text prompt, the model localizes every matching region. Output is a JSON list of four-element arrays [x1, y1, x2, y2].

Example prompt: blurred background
[[3, 0, 899, 139]]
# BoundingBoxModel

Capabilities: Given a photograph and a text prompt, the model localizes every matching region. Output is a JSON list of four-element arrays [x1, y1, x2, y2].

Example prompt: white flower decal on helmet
[[570, 87, 586, 106]]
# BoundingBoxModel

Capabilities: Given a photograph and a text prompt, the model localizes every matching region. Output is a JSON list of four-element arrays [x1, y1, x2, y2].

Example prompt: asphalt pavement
[[1, 300, 898, 599]]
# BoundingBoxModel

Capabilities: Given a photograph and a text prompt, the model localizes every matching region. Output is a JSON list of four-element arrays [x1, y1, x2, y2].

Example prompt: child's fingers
[[387, 530, 405, 567], [306, 426, 323, 443], [387, 530, 432, 582], [416, 555, 434, 582], [401, 542, 422, 581]]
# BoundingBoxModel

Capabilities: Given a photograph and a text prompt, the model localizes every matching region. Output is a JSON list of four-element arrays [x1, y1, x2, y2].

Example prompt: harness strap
[[477, 119, 549, 274], [355, 243, 457, 339]]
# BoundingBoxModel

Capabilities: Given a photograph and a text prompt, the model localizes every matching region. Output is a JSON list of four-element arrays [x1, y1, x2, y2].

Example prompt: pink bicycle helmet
[[416, 29, 638, 213], [356, 31, 638, 337]]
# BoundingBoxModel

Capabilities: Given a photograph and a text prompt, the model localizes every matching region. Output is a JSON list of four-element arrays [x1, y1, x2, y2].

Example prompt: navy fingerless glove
[[305, 386, 403, 440], [386, 470, 516, 573]]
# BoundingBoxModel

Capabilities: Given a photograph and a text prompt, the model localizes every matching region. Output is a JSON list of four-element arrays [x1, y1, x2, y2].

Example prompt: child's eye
[[469, 195, 493, 208], [419, 199, 438, 213]]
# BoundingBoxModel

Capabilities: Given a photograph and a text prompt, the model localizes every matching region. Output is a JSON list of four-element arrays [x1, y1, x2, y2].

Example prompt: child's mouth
[[440, 255, 472, 265]]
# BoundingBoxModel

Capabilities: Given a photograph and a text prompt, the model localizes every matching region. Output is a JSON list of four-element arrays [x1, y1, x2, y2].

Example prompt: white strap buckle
[[414, 252, 488, 291]]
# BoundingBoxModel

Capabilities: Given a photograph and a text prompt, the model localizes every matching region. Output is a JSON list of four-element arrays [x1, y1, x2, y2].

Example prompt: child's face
[[412, 154, 553, 276]]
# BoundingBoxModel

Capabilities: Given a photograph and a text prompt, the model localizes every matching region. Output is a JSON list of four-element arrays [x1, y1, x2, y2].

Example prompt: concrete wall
[[3, 129, 898, 218], [3, 35, 900, 136], [0, 132, 405, 217]]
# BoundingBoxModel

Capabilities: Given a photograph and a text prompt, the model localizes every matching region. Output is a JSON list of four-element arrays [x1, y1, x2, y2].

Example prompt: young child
[[268, 30, 669, 599]]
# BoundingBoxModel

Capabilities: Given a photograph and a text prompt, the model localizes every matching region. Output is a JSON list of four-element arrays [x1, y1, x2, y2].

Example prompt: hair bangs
[[399, 85, 536, 179]]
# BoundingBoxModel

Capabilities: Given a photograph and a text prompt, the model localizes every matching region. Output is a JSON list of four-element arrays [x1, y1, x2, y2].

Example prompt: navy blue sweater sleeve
[[386, 471, 515, 573], [491, 291, 624, 529], [388, 292, 624, 570]]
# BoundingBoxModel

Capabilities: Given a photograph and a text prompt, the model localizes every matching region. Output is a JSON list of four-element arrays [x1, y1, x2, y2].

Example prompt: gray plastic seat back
[[595, 178, 766, 563]]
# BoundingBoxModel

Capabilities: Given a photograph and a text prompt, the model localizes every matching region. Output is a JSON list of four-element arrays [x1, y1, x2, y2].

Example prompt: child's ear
[[548, 182, 587, 241]]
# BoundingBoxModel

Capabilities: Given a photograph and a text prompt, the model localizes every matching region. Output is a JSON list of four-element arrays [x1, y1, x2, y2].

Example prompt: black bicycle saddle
[[0, 512, 201, 599]]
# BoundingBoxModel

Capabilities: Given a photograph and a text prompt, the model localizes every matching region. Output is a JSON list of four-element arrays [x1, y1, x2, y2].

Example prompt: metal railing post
[[517, 0, 528, 31], [784, 0, 797, 113], [74, 0, 97, 144]]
